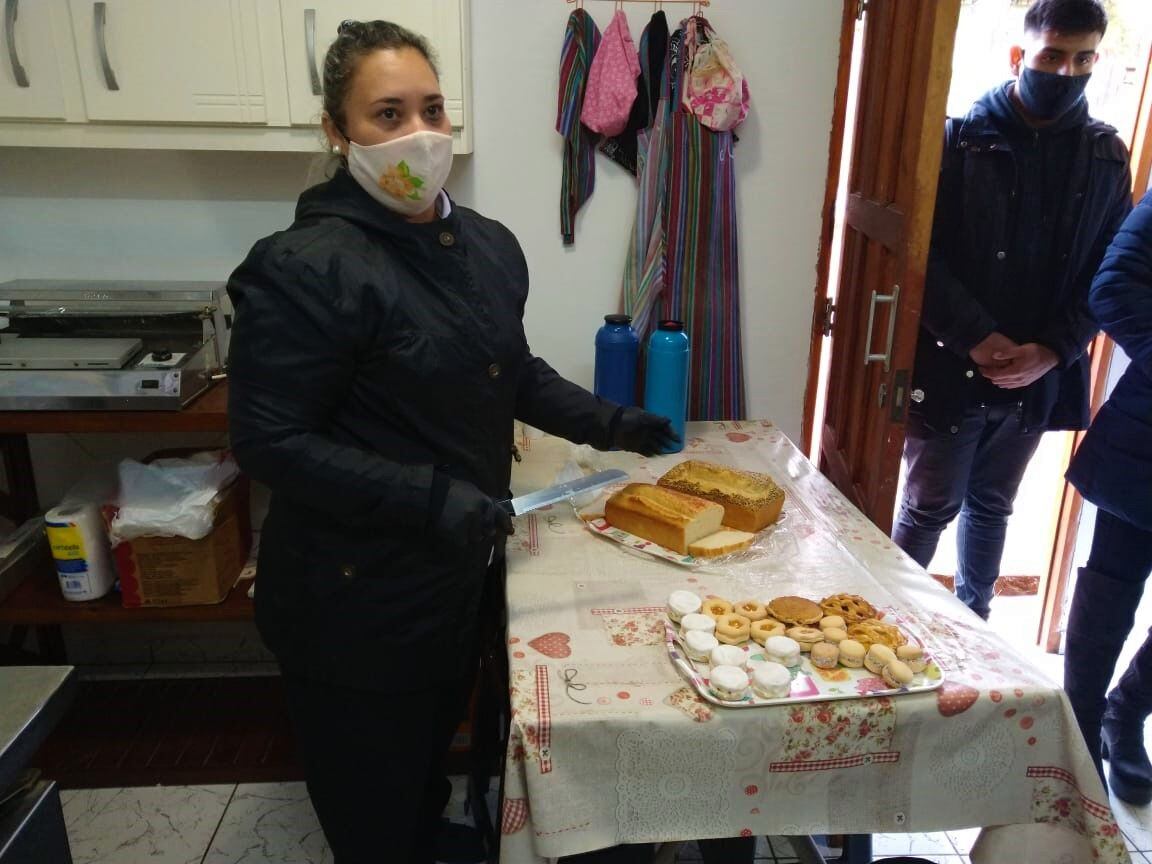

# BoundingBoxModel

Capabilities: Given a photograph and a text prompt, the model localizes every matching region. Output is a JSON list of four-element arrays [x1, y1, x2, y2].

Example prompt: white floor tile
[[63, 785, 234, 864], [872, 831, 958, 856], [203, 782, 332, 864], [1113, 798, 1152, 852], [945, 827, 982, 854]]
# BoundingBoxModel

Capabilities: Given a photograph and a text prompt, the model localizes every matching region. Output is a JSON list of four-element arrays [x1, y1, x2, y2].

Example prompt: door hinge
[[821, 298, 837, 337], [856, 0, 868, 20]]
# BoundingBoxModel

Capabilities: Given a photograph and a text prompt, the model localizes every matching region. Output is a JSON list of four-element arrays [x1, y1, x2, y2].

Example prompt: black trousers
[[892, 403, 1042, 618], [283, 671, 475, 864]]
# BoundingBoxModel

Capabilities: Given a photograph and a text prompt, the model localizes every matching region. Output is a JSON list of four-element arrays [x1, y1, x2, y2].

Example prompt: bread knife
[[497, 469, 628, 517]]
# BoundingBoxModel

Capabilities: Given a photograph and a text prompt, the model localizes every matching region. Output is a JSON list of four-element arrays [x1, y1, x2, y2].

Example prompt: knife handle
[[496, 499, 515, 517]]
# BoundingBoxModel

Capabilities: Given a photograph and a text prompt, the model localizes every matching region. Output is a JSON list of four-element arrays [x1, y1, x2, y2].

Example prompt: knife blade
[[497, 469, 628, 517]]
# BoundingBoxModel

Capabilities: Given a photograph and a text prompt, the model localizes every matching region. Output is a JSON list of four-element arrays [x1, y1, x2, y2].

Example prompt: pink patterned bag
[[581, 10, 641, 137], [681, 17, 750, 133]]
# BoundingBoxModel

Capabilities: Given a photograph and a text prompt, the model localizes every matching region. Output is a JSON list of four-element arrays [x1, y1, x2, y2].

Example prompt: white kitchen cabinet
[[0, 0, 78, 120], [66, 0, 289, 125], [0, 0, 472, 152], [279, 0, 470, 150]]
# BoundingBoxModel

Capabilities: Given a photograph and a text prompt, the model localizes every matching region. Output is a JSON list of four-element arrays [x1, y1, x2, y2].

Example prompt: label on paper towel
[[46, 521, 96, 596]]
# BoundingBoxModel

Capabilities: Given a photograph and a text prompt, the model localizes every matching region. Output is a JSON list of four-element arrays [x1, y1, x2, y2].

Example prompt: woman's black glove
[[433, 477, 515, 546], [611, 406, 680, 456]]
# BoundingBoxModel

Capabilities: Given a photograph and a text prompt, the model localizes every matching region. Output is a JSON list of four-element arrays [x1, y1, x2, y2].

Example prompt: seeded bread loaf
[[657, 459, 785, 532], [605, 483, 725, 554]]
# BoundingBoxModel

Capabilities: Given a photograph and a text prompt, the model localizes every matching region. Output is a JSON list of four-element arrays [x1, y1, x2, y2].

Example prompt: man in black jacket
[[892, 0, 1131, 620]]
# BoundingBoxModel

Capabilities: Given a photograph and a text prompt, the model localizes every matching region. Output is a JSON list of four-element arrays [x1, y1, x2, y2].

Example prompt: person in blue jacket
[[1065, 190, 1152, 804]]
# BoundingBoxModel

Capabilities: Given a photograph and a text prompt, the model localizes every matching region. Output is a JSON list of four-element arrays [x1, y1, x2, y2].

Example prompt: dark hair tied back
[[322, 19, 439, 132]]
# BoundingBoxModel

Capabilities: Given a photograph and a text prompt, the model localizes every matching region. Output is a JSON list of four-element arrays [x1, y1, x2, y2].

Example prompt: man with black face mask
[[892, 0, 1132, 621]]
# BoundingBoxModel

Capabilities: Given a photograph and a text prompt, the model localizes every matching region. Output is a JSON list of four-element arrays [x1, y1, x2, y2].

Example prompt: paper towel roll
[[44, 503, 115, 601]]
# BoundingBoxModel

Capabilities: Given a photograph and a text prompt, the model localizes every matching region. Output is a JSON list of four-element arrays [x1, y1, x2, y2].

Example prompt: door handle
[[94, 2, 118, 91], [864, 283, 900, 371], [305, 9, 321, 96], [4, 0, 28, 87]]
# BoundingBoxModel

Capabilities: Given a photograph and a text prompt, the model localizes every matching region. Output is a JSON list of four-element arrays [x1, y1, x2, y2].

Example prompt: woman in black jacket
[[1064, 190, 1152, 806], [226, 21, 673, 864]]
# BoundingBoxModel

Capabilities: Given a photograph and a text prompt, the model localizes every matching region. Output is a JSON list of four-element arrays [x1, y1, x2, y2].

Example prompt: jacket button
[[936, 340, 945, 348], [910, 388, 925, 403], [989, 143, 998, 150], [950, 425, 960, 434], [439, 231, 456, 247], [965, 370, 974, 379], [487, 363, 501, 379], [996, 250, 1006, 260], [340, 564, 356, 580]]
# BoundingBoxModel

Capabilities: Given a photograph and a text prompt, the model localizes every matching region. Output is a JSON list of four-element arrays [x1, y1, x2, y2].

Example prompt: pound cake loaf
[[605, 483, 725, 554], [657, 459, 785, 532]]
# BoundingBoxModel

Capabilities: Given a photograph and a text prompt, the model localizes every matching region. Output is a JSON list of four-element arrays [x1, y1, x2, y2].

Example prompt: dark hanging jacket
[[1067, 191, 1152, 532], [227, 169, 619, 691], [911, 82, 1131, 433]]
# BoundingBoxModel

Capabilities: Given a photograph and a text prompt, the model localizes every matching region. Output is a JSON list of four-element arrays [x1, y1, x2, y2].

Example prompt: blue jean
[[892, 402, 1043, 618]]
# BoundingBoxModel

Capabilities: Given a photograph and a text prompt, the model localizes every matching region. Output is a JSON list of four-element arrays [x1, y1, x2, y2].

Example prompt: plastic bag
[[109, 450, 239, 542]]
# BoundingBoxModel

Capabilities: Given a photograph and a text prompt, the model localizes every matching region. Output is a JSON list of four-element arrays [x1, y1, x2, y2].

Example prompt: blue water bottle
[[643, 320, 689, 454], [594, 314, 639, 407]]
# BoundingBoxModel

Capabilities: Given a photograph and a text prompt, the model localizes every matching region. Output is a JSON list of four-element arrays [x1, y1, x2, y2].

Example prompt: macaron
[[684, 630, 719, 662], [810, 641, 840, 670], [822, 627, 849, 645], [896, 644, 927, 674], [709, 665, 750, 701], [865, 644, 898, 675], [751, 661, 792, 699], [881, 659, 914, 689], [838, 639, 866, 668], [667, 590, 702, 623]]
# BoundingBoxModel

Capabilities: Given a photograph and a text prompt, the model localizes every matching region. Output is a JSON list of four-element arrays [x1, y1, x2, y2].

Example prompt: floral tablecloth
[[500, 421, 1128, 864]]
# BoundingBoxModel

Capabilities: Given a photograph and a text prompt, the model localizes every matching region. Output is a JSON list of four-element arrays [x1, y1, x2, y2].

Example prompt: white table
[[499, 421, 1128, 864]]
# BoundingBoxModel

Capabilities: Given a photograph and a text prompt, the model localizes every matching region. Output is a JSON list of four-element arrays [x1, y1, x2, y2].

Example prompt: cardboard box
[[114, 477, 251, 608]]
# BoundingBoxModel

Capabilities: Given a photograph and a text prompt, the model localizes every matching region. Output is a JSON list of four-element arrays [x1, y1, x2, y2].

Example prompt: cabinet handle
[[93, 1, 119, 91], [4, 0, 29, 88], [304, 9, 321, 95]]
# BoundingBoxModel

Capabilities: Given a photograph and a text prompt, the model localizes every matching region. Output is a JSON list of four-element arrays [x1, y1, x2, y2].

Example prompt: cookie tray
[[665, 621, 946, 708]]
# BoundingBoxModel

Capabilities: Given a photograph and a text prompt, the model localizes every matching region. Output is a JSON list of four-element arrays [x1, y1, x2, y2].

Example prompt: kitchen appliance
[[0, 280, 229, 411]]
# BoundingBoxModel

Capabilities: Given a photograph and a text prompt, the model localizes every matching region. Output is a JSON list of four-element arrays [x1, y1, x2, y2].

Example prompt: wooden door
[[67, 0, 288, 124], [278, 0, 469, 145], [0, 0, 72, 120], [817, 0, 960, 533]]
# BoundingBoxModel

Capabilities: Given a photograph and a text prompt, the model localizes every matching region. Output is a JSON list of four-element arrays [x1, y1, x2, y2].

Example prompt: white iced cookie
[[680, 613, 717, 637], [709, 665, 749, 701], [763, 635, 801, 668], [684, 630, 719, 663], [667, 590, 702, 623], [710, 644, 748, 669], [751, 661, 792, 699]]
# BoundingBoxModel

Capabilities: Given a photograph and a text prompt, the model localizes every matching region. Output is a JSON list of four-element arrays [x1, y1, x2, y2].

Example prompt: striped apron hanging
[[556, 9, 601, 246]]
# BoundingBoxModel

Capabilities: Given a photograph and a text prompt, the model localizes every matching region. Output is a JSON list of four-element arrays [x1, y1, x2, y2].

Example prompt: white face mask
[[345, 130, 453, 217]]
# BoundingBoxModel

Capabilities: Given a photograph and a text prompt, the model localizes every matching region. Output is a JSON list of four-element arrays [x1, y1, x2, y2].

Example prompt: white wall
[[0, 0, 842, 505]]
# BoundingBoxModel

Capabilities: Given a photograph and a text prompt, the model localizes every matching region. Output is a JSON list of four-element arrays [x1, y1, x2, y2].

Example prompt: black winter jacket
[[913, 83, 1131, 433], [227, 170, 619, 690], [1067, 191, 1152, 532]]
